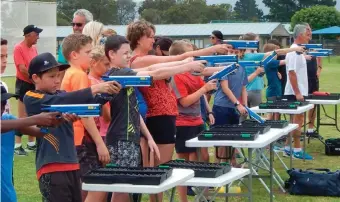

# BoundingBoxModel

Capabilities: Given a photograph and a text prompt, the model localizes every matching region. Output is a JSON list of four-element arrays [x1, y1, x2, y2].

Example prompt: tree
[[207, 4, 235, 21], [140, 8, 163, 24], [138, 0, 176, 15], [234, 0, 263, 21], [57, 0, 118, 24], [291, 6, 340, 30], [116, 0, 136, 25], [263, 0, 336, 22], [298, 0, 336, 8]]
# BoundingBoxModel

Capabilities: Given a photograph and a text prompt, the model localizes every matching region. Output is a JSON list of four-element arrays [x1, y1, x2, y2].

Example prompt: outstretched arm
[[1, 112, 62, 133]]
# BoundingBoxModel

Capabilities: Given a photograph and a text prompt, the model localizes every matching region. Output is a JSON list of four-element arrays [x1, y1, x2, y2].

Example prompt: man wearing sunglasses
[[13, 25, 43, 156], [57, 9, 93, 64]]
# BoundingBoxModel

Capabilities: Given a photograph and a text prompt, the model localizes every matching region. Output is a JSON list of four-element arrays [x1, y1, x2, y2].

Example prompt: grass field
[[3, 56, 340, 202]]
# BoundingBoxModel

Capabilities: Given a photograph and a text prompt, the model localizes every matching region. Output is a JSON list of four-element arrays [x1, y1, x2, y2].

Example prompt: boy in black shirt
[[23, 52, 121, 202]]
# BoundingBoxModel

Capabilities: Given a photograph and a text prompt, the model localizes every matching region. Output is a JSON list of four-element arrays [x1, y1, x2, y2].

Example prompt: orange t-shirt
[[13, 41, 38, 83], [61, 66, 91, 145]]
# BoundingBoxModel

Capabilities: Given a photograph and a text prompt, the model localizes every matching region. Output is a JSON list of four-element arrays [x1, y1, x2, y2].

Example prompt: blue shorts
[[212, 105, 240, 126]]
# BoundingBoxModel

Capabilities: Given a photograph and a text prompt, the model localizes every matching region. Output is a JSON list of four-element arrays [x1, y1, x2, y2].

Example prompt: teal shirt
[[264, 60, 282, 98], [241, 53, 265, 91], [57, 45, 68, 64]]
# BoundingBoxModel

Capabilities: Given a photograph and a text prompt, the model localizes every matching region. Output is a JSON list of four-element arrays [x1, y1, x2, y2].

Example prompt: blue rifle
[[206, 63, 239, 81], [194, 55, 238, 67], [307, 51, 330, 58], [102, 76, 152, 87], [314, 48, 333, 55], [223, 40, 259, 50], [245, 106, 265, 124], [237, 51, 278, 77], [40, 104, 102, 133], [298, 44, 323, 50]]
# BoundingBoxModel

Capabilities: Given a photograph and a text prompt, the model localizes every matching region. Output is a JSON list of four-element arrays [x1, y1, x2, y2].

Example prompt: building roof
[[57, 22, 290, 38], [313, 26, 340, 35], [282, 23, 293, 35]]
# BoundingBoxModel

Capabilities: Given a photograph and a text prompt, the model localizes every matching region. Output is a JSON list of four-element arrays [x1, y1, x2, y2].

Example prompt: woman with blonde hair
[[82, 21, 105, 46]]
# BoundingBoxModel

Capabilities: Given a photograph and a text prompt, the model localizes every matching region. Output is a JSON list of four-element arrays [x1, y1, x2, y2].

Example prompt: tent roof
[[312, 26, 340, 35]]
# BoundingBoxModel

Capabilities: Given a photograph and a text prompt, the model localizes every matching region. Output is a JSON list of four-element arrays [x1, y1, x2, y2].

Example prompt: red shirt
[[13, 41, 38, 83], [172, 72, 205, 126], [139, 80, 178, 117], [130, 55, 178, 117]]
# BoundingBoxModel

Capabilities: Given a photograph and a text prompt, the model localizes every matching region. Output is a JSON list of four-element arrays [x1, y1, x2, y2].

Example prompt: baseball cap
[[1, 85, 18, 102], [28, 52, 70, 78], [23, 25, 43, 36]]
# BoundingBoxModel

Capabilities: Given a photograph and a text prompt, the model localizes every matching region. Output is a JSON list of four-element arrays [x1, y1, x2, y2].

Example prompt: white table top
[[186, 124, 298, 148], [82, 168, 194, 193], [250, 104, 314, 114], [182, 168, 250, 187], [306, 99, 340, 105]]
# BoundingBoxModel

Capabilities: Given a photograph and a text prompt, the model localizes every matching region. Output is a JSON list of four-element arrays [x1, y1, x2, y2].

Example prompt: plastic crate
[[242, 120, 289, 128], [83, 166, 173, 185], [198, 131, 259, 141], [212, 124, 270, 134]]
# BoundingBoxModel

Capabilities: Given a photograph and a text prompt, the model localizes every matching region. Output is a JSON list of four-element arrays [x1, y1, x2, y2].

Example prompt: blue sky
[[134, 0, 340, 15]]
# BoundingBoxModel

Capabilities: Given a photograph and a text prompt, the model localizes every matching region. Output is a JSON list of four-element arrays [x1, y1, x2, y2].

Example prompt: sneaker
[[187, 186, 195, 196], [14, 146, 28, 156], [283, 149, 291, 157], [26, 143, 37, 151], [293, 151, 313, 160], [273, 146, 284, 153]]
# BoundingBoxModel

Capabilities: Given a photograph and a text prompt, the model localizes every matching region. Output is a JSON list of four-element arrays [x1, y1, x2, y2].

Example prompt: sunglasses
[[210, 36, 216, 39], [71, 22, 83, 27]]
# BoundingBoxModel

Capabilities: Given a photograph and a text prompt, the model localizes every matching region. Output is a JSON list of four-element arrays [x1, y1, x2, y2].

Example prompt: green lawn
[[3, 56, 340, 202]]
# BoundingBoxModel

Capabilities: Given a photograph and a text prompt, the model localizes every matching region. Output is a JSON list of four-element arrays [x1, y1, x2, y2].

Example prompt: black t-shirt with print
[[105, 68, 141, 145]]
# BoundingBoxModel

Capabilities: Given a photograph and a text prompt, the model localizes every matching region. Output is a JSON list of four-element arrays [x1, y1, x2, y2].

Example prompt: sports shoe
[[187, 186, 196, 196], [273, 146, 284, 153], [14, 146, 28, 156], [283, 149, 291, 157], [293, 150, 313, 160], [26, 143, 37, 151]]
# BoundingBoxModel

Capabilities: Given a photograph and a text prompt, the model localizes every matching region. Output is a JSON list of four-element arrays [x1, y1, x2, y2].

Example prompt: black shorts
[[146, 115, 176, 144], [39, 170, 82, 202], [15, 78, 35, 102], [76, 135, 102, 179], [308, 78, 319, 94], [175, 125, 204, 153]]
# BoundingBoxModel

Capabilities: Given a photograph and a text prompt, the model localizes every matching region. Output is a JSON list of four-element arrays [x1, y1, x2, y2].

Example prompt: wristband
[[207, 112, 214, 115]]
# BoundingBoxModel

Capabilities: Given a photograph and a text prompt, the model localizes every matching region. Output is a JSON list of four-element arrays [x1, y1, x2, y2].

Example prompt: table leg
[[316, 104, 321, 133], [335, 105, 340, 132], [129, 194, 134, 202], [248, 148, 253, 202], [197, 148, 201, 162], [303, 112, 307, 161], [289, 114, 294, 169], [169, 187, 176, 202], [269, 143, 274, 202]]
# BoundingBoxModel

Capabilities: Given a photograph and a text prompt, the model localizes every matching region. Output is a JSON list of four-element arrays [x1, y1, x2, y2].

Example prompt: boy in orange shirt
[[60, 33, 109, 201]]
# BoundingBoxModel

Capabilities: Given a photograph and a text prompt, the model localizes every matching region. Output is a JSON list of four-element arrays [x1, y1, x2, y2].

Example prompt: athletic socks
[[14, 143, 22, 149], [285, 146, 302, 152], [27, 141, 36, 147]]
